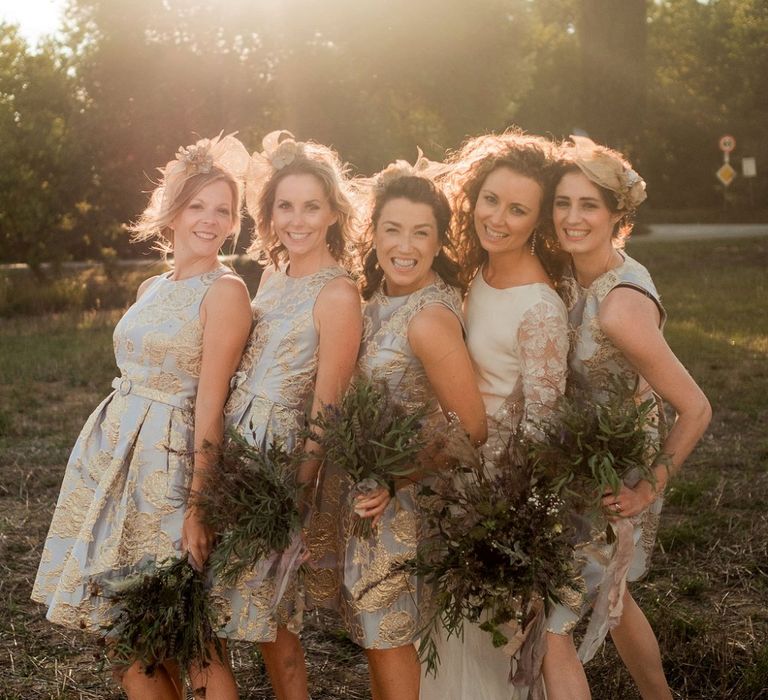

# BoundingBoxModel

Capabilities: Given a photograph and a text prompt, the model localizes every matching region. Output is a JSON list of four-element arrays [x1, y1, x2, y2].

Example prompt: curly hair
[[359, 175, 463, 301], [129, 168, 241, 257], [246, 141, 355, 267], [554, 142, 639, 246], [447, 129, 568, 288]]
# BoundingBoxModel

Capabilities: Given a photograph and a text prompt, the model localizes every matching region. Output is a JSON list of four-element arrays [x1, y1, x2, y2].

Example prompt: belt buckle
[[118, 377, 132, 396]]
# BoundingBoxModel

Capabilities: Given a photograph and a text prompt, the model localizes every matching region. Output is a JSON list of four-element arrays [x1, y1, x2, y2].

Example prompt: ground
[[0, 236, 766, 699]]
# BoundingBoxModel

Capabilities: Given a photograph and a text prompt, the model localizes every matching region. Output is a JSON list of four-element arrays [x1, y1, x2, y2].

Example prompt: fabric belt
[[111, 376, 194, 410]]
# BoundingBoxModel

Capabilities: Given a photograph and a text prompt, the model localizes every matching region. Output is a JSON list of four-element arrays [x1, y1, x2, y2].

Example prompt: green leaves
[[310, 377, 427, 538], [92, 555, 223, 677], [532, 377, 661, 522], [192, 431, 303, 587], [411, 425, 577, 676]]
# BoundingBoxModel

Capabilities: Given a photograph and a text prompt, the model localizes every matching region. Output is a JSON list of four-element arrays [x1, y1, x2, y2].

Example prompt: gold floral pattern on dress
[[32, 267, 229, 632], [219, 265, 352, 643], [332, 276, 462, 649], [548, 254, 667, 637]]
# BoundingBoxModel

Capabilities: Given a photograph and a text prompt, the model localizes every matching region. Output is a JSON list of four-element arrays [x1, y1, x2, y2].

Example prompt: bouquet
[[413, 423, 577, 689], [532, 377, 663, 525], [91, 555, 223, 676], [190, 430, 304, 587], [310, 377, 427, 538], [530, 378, 667, 663]]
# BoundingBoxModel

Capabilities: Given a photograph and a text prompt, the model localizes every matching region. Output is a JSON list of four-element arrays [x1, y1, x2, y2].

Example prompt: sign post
[[717, 135, 737, 211]]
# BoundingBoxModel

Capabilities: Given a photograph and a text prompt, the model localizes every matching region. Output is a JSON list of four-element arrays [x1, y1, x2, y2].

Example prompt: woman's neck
[[286, 249, 338, 278], [169, 252, 221, 281], [572, 246, 623, 288], [484, 246, 548, 289]]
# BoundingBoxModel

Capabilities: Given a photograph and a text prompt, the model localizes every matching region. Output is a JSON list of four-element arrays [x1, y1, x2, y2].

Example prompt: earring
[[529, 229, 538, 256]]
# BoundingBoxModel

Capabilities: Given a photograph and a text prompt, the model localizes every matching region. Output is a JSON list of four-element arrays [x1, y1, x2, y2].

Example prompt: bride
[[420, 130, 569, 700]]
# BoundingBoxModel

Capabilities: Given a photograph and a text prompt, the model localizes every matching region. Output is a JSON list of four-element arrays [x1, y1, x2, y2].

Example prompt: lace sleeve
[[517, 299, 569, 433]]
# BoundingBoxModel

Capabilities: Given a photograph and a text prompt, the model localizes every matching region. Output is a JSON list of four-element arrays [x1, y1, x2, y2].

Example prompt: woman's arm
[[517, 300, 569, 431], [356, 304, 487, 524], [182, 274, 253, 570], [409, 304, 487, 446], [598, 287, 712, 517], [298, 276, 362, 487]]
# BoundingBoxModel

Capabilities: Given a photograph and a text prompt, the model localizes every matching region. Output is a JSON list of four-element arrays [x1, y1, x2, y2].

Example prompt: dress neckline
[[477, 267, 555, 294]]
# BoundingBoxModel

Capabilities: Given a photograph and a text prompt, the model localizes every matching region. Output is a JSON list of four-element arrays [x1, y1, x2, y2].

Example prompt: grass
[[0, 236, 766, 698]]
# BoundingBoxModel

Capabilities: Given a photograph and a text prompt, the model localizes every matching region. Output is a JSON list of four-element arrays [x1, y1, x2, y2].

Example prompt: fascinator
[[569, 135, 647, 210], [159, 132, 250, 215], [364, 148, 451, 197], [245, 130, 308, 220]]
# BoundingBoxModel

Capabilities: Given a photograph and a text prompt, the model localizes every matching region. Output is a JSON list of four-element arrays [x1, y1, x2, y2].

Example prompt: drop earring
[[529, 229, 538, 256]]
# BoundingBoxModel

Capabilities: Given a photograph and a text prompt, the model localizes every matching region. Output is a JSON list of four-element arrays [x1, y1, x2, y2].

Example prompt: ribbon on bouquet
[[577, 516, 635, 663], [245, 529, 306, 631], [501, 599, 548, 700]]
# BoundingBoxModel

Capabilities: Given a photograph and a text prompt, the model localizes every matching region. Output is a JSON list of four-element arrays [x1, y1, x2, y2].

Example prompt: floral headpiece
[[371, 148, 450, 195], [245, 130, 309, 220], [158, 132, 250, 215], [569, 135, 647, 211]]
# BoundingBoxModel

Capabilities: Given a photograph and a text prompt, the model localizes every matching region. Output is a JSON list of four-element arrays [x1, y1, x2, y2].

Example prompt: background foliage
[[0, 0, 766, 269]]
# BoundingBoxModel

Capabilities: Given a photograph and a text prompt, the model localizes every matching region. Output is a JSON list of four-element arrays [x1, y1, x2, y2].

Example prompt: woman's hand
[[354, 487, 391, 529], [602, 480, 658, 520], [182, 505, 215, 571]]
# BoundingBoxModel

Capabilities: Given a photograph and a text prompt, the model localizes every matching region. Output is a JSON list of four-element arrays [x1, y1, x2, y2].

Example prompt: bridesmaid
[[542, 136, 711, 700], [330, 161, 487, 700], [221, 131, 362, 700], [420, 130, 570, 700], [32, 134, 253, 699]]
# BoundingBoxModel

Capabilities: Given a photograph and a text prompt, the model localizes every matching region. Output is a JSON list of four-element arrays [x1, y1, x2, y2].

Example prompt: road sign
[[742, 157, 757, 178], [719, 135, 736, 153], [716, 163, 737, 186]]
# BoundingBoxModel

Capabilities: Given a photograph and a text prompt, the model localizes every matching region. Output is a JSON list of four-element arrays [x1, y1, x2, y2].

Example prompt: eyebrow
[[481, 189, 531, 210], [555, 194, 601, 202], [277, 198, 321, 205], [381, 220, 435, 229]]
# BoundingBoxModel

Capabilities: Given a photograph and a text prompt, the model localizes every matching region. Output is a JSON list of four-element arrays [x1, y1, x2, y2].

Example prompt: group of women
[[31, 127, 711, 700]]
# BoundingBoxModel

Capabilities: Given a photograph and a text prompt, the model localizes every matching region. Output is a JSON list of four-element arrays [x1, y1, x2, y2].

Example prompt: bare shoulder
[[600, 287, 661, 341], [136, 274, 161, 301], [316, 274, 361, 310], [408, 304, 462, 352], [203, 274, 251, 321]]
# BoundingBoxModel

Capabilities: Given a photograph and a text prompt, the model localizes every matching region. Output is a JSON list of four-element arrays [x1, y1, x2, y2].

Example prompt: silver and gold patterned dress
[[547, 253, 667, 652], [32, 266, 231, 632], [328, 275, 464, 650], [220, 264, 351, 642]]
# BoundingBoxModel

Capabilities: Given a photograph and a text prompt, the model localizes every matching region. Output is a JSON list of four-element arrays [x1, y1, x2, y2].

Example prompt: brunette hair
[[448, 129, 568, 287], [359, 175, 463, 300]]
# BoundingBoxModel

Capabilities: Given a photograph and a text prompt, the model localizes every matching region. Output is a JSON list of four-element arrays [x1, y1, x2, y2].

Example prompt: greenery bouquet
[[310, 376, 427, 539], [190, 430, 304, 587], [91, 555, 224, 676], [532, 377, 663, 525], [413, 423, 577, 688]]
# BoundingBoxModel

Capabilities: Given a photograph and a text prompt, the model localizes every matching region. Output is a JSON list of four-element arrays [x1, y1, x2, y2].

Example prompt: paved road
[[636, 223, 768, 242]]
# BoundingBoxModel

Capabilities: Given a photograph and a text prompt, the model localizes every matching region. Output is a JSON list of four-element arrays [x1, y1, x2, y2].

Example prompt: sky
[[0, 0, 66, 46]]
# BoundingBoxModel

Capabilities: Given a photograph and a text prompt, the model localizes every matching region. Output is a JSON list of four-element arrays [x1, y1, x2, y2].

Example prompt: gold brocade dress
[[546, 253, 667, 663], [32, 267, 231, 632], [220, 264, 351, 642], [315, 275, 464, 650]]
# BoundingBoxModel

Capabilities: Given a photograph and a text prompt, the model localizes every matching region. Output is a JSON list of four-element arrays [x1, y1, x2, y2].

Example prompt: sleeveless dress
[[32, 266, 231, 632], [420, 272, 569, 700], [546, 253, 667, 663], [220, 264, 351, 642], [323, 275, 464, 650]]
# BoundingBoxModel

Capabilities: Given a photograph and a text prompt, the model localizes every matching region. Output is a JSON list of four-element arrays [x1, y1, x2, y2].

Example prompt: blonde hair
[[246, 142, 355, 267], [129, 168, 242, 256]]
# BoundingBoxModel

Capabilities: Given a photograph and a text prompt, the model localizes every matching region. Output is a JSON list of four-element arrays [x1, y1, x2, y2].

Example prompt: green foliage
[[532, 378, 662, 520], [412, 424, 577, 677], [191, 431, 303, 587], [91, 555, 224, 677], [310, 376, 427, 538]]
